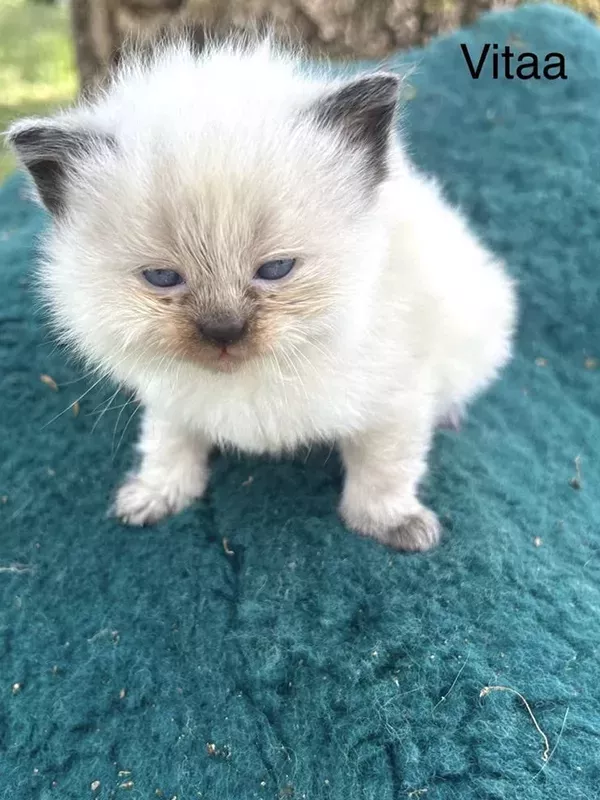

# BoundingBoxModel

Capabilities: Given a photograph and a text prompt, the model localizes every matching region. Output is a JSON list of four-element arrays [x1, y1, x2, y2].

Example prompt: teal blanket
[[1, 5, 599, 798]]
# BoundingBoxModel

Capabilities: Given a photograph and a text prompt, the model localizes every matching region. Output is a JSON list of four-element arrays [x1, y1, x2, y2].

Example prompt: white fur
[[13, 39, 516, 549]]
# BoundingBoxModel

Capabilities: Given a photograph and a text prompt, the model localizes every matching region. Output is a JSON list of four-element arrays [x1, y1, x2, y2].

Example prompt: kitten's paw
[[341, 499, 441, 552], [113, 473, 206, 526], [381, 506, 441, 552]]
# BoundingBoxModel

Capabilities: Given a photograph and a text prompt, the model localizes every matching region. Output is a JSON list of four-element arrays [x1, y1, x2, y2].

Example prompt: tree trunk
[[70, 0, 519, 92]]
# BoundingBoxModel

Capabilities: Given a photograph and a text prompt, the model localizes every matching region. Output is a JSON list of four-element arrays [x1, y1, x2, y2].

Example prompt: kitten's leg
[[114, 410, 210, 526], [339, 407, 440, 551]]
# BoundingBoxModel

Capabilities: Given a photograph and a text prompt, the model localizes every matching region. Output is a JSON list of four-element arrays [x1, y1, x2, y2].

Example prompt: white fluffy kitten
[[8, 38, 516, 551]]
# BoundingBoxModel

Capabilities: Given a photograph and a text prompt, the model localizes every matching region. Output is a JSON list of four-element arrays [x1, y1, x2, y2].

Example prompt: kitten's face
[[51, 134, 376, 376], [9, 48, 398, 383]]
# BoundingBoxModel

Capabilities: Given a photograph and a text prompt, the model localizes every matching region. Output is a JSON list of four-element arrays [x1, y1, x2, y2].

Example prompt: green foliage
[[0, 0, 76, 181]]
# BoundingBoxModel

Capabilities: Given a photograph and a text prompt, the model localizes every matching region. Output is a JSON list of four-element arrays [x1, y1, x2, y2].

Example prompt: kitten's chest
[[165, 366, 365, 453]]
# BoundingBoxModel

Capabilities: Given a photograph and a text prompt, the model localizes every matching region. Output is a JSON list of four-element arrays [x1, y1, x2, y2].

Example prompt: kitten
[[7, 38, 516, 551]]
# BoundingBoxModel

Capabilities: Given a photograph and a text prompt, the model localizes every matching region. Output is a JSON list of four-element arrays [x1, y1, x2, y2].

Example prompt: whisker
[[42, 371, 111, 429], [111, 352, 159, 454], [307, 339, 333, 362], [89, 399, 134, 416], [280, 346, 310, 406], [41, 349, 135, 430], [54, 365, 104, 388], [113, 401, 142, 459], [266, 345, 290, 410], [91, 384, 123, 433], [109, 395, 138, 443], [286, 342, 318, 386], [111, 350, 176, 458]]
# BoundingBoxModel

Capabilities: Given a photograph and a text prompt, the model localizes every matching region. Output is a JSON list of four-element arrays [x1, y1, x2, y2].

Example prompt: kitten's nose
[[198, 317, 248, 347]]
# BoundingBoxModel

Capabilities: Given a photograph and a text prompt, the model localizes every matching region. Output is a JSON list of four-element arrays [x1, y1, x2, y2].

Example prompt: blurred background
[[1, 0, 599, 183]]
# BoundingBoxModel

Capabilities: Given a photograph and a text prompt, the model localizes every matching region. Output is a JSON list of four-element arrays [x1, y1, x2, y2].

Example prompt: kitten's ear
[[311, 73, 400, 183], [5, 119, 115, 216]]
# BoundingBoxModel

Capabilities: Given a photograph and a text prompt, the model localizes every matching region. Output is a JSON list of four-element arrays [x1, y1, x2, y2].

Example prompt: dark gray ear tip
[[356, 72, 401, 101], [4, 122, 27, 148], [5, 120, 56, 157], [7, 121, 117, 162], [310, 71, 400, 186], [6, 117, 40, 133], [363, 71, 401, 87], [6, 126, 37, 151], [8, 125, 38, 144], [5, 120, 115, 216]]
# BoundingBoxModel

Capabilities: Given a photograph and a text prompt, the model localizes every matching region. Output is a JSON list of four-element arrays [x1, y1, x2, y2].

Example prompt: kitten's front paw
[[113, 473, 206, 526], [383, 506, 441, 552], [340, 499, 441, 552]]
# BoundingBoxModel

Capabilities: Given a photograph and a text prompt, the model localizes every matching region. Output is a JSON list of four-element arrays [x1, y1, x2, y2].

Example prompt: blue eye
[[255, 258, 296, 281], [142, 268, 184, 288]]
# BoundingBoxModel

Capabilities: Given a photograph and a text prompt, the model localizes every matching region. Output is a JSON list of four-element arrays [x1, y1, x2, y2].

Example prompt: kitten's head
[[7, 41, 399, 384]]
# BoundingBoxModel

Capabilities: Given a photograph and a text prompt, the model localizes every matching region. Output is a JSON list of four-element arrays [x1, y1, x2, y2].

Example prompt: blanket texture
[[1, 5, 599, 799]]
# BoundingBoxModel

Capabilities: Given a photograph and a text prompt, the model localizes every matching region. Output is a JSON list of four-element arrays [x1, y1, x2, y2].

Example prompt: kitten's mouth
[[217, 346, 238, 367], [178, 338, 253, 373], [206, 344, 247, 372]]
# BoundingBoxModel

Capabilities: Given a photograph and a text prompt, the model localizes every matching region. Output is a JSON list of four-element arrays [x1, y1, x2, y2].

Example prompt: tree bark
[[70, 0, 520, 92]]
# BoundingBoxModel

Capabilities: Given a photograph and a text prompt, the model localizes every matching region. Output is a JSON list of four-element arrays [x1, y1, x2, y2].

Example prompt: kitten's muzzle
[[197, 316, 248, 347]]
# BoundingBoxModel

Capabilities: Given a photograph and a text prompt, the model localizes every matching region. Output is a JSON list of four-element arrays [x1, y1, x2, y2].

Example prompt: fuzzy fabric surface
[[1, 4, 600, 799]]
